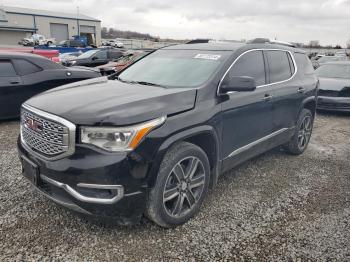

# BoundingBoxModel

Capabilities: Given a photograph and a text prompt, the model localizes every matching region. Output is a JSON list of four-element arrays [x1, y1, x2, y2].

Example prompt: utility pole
[[77, 6, 80, 36]]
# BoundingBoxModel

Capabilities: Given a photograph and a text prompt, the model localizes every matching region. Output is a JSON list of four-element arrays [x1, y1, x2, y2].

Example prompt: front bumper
[[17, 138, 148, 225], [317, 96, 350, 112]]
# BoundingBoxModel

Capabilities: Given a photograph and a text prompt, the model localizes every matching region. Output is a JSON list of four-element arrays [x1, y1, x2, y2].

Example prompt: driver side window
[[227, 50, 266, 86]]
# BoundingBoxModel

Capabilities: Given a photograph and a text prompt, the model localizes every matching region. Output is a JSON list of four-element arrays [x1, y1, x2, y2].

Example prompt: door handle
[[10, 81, 20, 85], [262, 94, 273, 101], [298, 87, 306, 93]]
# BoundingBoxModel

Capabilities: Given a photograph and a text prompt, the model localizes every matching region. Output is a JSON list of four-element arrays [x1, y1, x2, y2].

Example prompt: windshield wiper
[[117, 77, 164, 87], [134, 81, 164, 87]]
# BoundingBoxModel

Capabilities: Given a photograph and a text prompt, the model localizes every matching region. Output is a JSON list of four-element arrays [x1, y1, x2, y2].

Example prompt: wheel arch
[[146, 125, 221, 189], [300, 96, 317, 118]]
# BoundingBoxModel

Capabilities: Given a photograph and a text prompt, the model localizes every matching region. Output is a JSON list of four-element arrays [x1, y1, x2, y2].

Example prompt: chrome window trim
[[217, 48, 298, 95], [21, 103, 76, 161], [224, 127, 294, 160]]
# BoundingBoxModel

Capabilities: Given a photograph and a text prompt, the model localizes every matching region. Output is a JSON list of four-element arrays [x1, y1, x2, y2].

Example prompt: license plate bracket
[[21, 156, 40, 186]]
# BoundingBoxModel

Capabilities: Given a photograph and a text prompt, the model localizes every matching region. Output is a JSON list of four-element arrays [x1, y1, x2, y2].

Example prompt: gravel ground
[[0, 112, 349, 261]]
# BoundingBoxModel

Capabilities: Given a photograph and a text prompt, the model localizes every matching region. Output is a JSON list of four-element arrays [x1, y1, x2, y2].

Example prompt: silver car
[[315, 61, 350, 112]]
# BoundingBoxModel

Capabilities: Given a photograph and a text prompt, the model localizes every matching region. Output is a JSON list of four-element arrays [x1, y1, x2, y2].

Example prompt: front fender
[[145, 125, 221, 189]]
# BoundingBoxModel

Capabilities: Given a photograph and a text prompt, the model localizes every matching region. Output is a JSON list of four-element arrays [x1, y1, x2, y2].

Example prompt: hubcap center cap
[[181, 181, 188, 191]]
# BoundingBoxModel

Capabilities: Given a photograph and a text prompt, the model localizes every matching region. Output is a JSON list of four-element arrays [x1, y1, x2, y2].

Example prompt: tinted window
[[0, 60, 17, 77], [13, 59, 42, 75], [95, 51, 107, 59], [109, 51, 123, 59], [266, 51, 293, 83], [294, 53, 314, 75], [228, 50, 266, 86]]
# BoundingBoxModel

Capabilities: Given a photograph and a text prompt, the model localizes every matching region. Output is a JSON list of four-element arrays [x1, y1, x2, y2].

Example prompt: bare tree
[[308, 40, 320, 48]]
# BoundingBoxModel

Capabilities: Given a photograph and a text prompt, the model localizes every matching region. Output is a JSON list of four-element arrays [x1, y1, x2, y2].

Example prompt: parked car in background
[[104, 39, 124, 48], [335, 51, 347, 57], [315, 61, 350, 112], [0, 48, 59, 60], [18, 42, 318, 227], [312, 55, 347, 69], [55, 52, 83, 64], [62, 49, 124, 67], [58, 39, 86, 48], [96, 50, 150, 75], [0, 52, 101, 120], [19, 34, 56, 46]]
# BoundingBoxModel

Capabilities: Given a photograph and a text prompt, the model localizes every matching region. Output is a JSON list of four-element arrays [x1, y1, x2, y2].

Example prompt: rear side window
[[228, 50, 266, 86], [266, 50, 293, 83], [0, 60, 17, 77], [95, 51, 108, 59], [109, 51, 123, 59], [12, 59, 42, 75], [294, 53, 314, 75]]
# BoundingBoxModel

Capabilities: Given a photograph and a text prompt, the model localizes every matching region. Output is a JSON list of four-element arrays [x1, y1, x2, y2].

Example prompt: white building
[[0, 6, 101, 45]]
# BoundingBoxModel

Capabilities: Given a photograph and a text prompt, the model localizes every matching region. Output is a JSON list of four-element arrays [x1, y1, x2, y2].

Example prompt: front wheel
[[146, 142, 210, 227], [284, 108, 314, 155]]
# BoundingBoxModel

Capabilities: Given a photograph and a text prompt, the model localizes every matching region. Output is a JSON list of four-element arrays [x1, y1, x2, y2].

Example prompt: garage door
[[50, 23, 69, 42], [0, 30, 28, 45], [80, 25, 95, 34]]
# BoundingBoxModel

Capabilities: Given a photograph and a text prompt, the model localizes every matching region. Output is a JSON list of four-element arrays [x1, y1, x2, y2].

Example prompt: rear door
[[221, 50, 274, 171], [266, 50, 304, 131], [91, 50, 109, 66], [0, 59, 23, 119]]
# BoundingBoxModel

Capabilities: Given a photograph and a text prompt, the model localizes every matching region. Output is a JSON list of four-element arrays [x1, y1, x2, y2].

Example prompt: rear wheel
[[284, 108, 313, 155], [146, 142, 210, 227]]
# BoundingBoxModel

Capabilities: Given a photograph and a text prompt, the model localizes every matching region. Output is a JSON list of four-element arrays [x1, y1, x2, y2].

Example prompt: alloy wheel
[[298, 115, 312, 150], [162, 156, 206, 218]]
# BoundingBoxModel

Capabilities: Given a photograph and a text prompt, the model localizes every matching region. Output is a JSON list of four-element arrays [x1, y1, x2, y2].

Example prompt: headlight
[[80, 116, 166, 152], [70, 60, 77, 65]]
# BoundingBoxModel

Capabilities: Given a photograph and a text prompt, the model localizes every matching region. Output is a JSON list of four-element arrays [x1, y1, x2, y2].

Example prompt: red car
[[0, 48, 59, 61], [96, 50, 150, 75]]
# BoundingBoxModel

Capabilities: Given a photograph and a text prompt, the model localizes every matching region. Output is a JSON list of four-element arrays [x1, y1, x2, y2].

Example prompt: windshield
[[118, 49, 231, 87], [315, 64, 350, 79], [77, 50, 98, 59], [318, 56, 346, 63]]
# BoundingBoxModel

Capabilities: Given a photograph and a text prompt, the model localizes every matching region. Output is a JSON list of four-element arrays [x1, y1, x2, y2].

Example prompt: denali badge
[[25, 118, 43, 133]]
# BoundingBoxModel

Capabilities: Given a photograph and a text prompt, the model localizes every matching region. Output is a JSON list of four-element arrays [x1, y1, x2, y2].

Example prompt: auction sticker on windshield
[[194, 54, 222, 60]]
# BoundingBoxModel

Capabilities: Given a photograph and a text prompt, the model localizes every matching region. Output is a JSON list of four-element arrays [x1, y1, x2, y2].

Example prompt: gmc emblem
[[25, 118, 43, 133]]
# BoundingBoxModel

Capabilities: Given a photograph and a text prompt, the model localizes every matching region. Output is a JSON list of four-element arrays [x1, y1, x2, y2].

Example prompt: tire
[[146, 142, 210, 228], [284, 108, 314, 155]]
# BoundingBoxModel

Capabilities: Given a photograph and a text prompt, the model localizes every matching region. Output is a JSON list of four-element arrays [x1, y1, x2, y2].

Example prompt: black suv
[[18, 43, 318, 227]]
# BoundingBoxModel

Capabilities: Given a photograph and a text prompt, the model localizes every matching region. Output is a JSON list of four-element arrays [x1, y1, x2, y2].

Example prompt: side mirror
[[219, 76, 257, 94]]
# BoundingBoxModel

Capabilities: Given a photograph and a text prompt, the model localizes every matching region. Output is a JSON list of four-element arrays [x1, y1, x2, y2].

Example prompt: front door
[[220, 50, 274, 171]]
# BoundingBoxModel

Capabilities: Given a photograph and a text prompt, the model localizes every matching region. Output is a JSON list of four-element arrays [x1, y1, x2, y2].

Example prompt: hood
[[318, 77, 350, 91], [25, 77, 197, 126], [69, 66, 100, 73]]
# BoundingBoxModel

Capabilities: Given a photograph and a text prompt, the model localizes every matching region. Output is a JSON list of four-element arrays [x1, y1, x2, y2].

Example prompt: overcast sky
[[3, 0, 350, 46]]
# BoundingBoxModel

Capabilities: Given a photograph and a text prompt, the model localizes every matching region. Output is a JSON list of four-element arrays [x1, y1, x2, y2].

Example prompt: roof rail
[[247, 38, 296, 47]]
